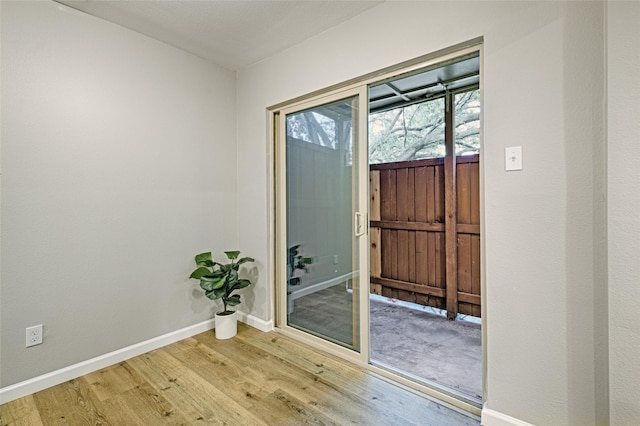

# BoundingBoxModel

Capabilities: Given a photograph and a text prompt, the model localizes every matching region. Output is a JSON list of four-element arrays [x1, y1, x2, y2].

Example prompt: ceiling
[[55, 0, 383, 71]]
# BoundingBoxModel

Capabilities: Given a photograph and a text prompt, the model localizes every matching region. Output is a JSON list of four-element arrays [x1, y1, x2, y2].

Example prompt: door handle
[[354, 212, 366, 237]]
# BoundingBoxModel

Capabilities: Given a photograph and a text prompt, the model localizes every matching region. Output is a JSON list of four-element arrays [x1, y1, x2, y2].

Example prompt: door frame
[[274, 86, 370, 367], [268, 41, 485, 418]]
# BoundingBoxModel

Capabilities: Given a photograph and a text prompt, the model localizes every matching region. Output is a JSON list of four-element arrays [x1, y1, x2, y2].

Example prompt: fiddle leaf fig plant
[[288, 245, 314, 286], [189, 251, 254, 315]]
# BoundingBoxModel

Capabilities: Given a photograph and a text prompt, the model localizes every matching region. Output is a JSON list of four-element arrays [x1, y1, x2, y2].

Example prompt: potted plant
[[287, 244, 314, 286], [189, 250, 254, 339]]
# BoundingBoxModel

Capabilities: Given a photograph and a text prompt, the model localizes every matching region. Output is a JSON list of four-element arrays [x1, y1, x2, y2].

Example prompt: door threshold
[[367, 360, 482, 419]]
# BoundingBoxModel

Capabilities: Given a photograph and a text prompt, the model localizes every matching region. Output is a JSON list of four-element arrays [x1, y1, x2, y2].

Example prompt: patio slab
[[370, 296, 482, 400]]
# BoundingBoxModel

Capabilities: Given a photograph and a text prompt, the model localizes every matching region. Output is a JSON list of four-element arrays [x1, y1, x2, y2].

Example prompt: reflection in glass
[[285, 97, 359, 350]]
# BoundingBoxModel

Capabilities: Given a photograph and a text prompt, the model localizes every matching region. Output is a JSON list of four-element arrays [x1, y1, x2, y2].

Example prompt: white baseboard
[[0, 313, 270, 404], [237, 311, 274, 332], [481, 407, 535, 426]]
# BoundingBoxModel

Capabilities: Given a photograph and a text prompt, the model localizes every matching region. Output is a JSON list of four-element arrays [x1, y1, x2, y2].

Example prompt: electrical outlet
[[26, 325, 43, 347]]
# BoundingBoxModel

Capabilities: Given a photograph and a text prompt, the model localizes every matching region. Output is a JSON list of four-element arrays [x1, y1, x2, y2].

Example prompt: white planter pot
[[214, 311, 237, 339]]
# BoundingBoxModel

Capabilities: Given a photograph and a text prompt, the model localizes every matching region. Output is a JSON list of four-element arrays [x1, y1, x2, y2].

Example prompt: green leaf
[[200, 280, 214, 292], [235, 279, 251, 289], [210, 287, 225, 299], [209, 270, 225, 279], [300, 257, 313, 265], [195, 252, 214, 267], [189, 267, 211, 279], [205, 289, 223, 300], [236, 257, 255, 265], [200, 275, 226, 290], [225, 251, 240, 260], [199, 274, 218, 282], [224, 294, 241, 306], [211, 276, 227, 290]]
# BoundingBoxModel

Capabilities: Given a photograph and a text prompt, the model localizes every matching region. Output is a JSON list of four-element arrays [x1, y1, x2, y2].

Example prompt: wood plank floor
[[0, 324, 479, 425]]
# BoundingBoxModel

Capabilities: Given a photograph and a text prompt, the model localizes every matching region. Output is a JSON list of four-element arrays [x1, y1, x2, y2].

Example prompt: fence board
[[436, 232, 446, 289], [415, 231, 428, 285], [370, 283, 382, 295], [428, 232, 437, 287], [458, 292, 481, 305], [457, 224, 480, 234], [471, 234, 481, 317], [370, 170, 381, 222], [414, 167, 427, 222], [426, 166, 436, 223], [369, 155, 480, 318], [457, 162, 471, 224], [381, 229, 398, 279], [370, 277, 446, 298], [382, 286, 398, 299], [408, 168, 416, 222], [397, 230, 410, 282], [408, 231, 416, 283], [396, 168, 409, 221], [380, 169, 396, 221], [370, 227, 381, 278], [370, 220, 444, 232], [435, 165, 445, 222], [458, 234, 472, 294], [369, 155, 477, 170], [470, 162, 480, 225]]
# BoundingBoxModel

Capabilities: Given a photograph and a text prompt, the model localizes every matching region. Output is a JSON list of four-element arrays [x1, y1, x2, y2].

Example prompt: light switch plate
[[505, 146, 522, 171]]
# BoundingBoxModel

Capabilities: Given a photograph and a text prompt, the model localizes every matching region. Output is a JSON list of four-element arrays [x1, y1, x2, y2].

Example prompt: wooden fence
[[369, 154, 481, 317]]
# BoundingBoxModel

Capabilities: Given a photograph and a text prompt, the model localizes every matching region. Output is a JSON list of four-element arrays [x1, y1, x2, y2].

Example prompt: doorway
[[367, 57, 482, 401], [273, 47, 483, 412]]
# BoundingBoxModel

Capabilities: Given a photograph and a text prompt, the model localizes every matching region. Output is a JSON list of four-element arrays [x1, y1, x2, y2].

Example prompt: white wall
[[0, 1, 237, 387], [608, 1, 640, 424], [236, 1, 606, 424]]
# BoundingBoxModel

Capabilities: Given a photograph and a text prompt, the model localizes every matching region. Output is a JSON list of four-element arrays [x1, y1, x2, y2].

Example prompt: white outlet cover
[[26, 324, 43, 347], [505, 146, 523, 171]]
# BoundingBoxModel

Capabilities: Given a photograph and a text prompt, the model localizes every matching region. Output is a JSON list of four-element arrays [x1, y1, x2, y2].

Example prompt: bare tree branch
[[395, 123, 480, 161]]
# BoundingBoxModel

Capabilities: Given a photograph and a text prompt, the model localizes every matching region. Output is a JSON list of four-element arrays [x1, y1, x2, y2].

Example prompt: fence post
[[444, 91, 458, 320]]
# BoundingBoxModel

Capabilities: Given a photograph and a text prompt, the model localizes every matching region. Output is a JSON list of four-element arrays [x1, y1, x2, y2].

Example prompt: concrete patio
[[370, 295, 482, 400]]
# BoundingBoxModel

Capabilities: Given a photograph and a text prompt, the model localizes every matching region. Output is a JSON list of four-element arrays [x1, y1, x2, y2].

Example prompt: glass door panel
[[283, 95, 362, 350]]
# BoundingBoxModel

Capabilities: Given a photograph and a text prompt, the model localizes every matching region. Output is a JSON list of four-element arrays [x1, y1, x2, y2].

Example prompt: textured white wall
[[608, 2, 640, 424], [0, 1, 237, 386], [236, 1, 605, 424]]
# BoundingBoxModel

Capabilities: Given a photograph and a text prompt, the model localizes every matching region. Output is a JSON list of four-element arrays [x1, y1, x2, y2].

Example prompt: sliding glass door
[[274, 46, 483, 416], [277, 88, 368, 353]]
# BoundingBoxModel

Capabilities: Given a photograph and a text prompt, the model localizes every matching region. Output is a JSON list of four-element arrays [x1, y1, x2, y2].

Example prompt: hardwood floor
[[0, 324, 479, 425]]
